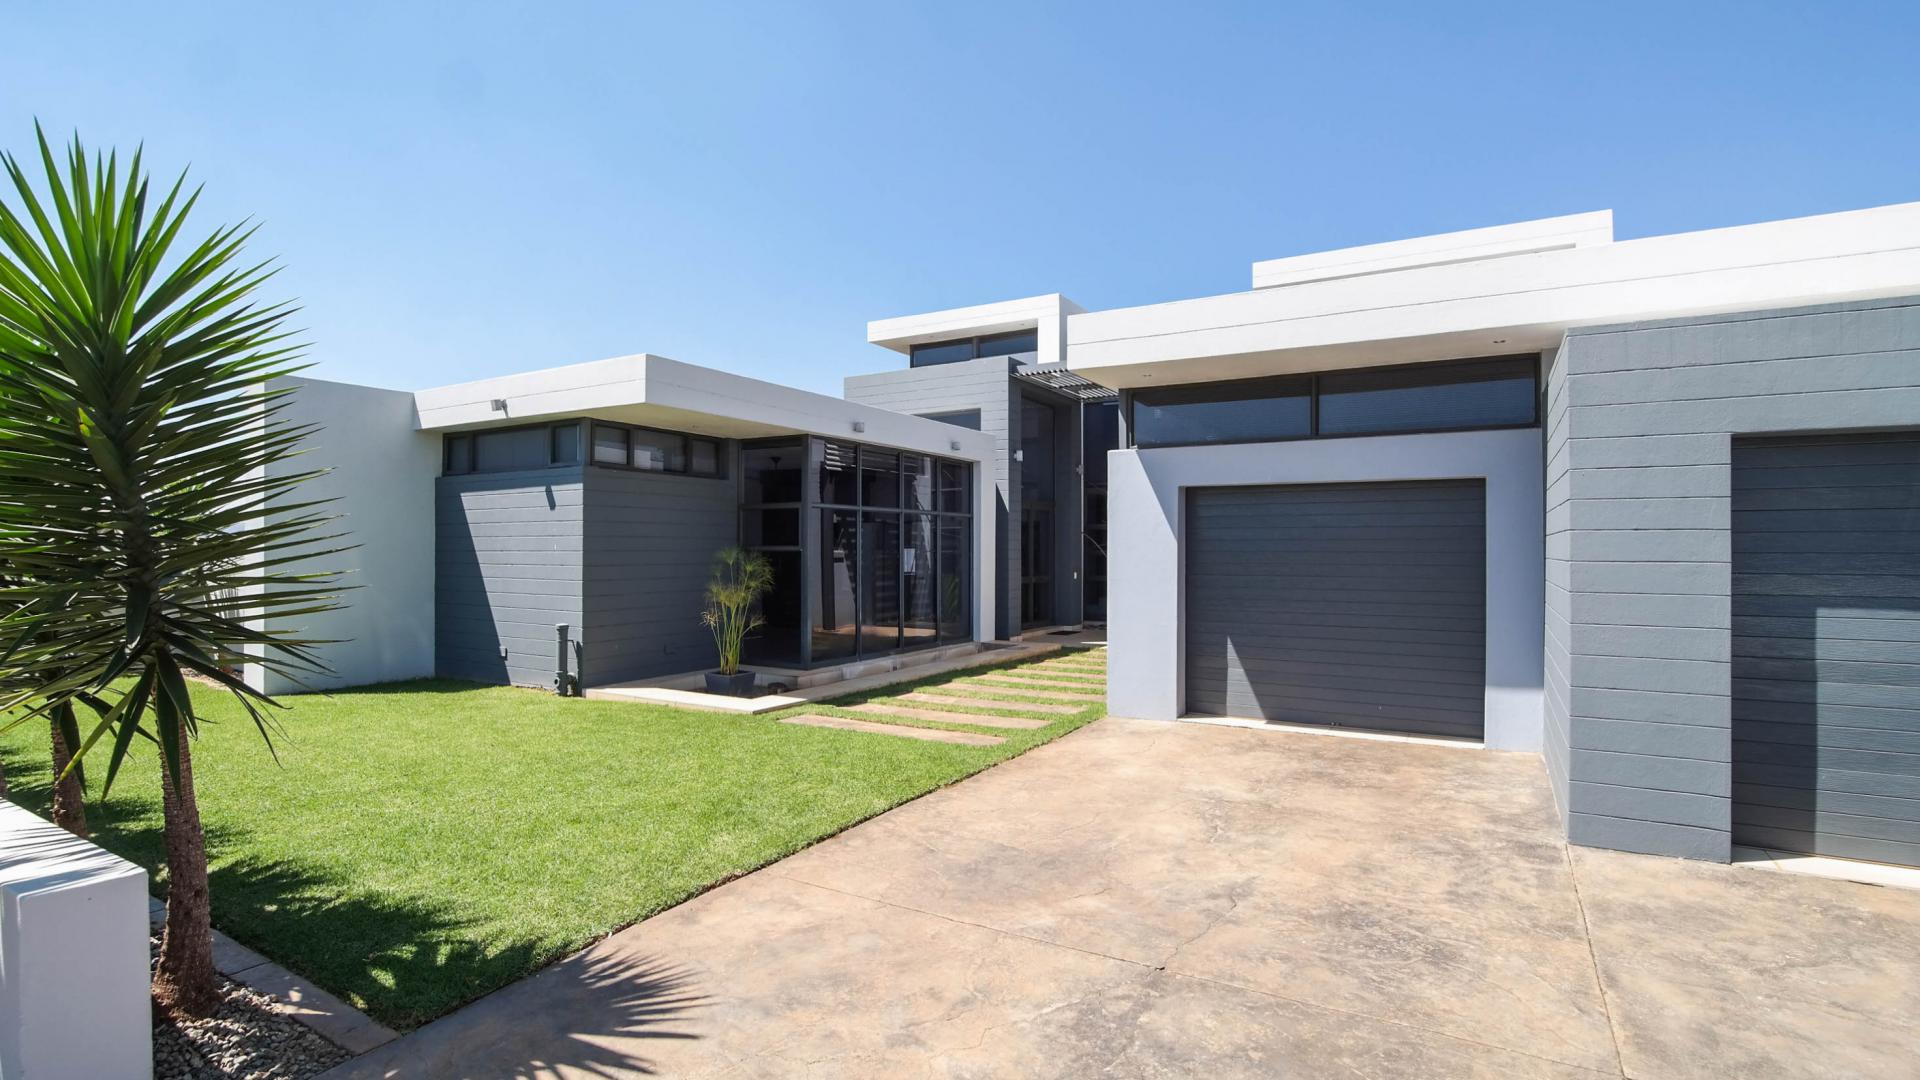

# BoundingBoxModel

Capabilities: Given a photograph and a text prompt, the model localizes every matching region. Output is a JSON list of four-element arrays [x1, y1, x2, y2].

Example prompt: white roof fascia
[[867, 293, 1083, 352], [1069, 201, 1920, 388], [1250, 211, 1614, 289], [411, 354, 995, 463]]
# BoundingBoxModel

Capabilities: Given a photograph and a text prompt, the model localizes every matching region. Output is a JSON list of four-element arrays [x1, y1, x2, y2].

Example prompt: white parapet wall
[[247, 376, 441, 695], [0, 800, 152, 1079]]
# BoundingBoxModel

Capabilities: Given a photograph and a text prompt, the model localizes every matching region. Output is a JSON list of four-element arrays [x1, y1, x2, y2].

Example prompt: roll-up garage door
[[1732, 432, 1920, 867], [1184, 480, 1486, 739]]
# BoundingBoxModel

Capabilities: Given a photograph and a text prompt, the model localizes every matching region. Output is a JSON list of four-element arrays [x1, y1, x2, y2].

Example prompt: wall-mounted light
[[851, 420, 866, 433], [490, 398, 508, 412], [949, 439, 962, 452]]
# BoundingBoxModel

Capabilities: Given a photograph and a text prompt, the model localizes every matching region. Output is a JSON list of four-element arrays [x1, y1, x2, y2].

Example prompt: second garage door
[[1185, 480, 1487, 739]]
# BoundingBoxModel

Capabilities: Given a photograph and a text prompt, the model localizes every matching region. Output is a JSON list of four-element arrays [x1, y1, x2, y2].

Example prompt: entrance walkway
[[324, 717, 1920, 1079]]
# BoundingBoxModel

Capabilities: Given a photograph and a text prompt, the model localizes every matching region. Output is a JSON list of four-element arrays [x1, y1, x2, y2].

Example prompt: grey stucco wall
[[1543, 347, 1572, 829], [580, 459, 739, 685], [847, 357, 1021, 637], [436, 468, 585, 687], [1556, 294, 1920, 861]]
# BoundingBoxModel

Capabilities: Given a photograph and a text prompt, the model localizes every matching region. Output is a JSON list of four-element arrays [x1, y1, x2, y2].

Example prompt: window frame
[[1126, 354, 1539, 449]]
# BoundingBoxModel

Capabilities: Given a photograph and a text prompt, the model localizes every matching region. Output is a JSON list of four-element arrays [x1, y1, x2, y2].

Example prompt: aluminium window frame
[[1126, 354, 1541, 450]]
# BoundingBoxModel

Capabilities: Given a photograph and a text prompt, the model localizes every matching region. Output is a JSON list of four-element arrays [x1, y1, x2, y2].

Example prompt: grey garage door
[[1184, 480, 1486, 739], [1732, 432, 1920, 867]]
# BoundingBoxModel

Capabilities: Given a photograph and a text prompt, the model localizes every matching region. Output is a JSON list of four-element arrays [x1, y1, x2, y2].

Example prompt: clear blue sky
[[8, 2, 1918, 395]]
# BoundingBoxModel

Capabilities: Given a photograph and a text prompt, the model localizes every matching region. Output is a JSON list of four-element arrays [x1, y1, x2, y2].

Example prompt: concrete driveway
[[329, 717, 1920, 1079]]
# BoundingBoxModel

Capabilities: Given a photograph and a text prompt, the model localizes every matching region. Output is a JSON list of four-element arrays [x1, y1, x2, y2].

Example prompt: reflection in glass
[[902, 454, 933, 511], [937, 461, 969, 513], [742, 443, 804, 504], [860, 514, 901, 653], [813, 510, 859, 661], [1131, 375, 1312, 448], [862, 448, 900, 507], [818, 440, 859, 506], [743, 550, 802, 666], [1316, 358, 1537, 435], [938, 518, 971, 642], [903, 515, 936, 648], [592, 424, 630, 465]]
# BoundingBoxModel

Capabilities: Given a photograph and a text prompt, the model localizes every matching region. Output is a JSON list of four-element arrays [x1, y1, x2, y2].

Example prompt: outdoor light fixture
[[851, 420, 866, 433], [490, 398, 508, 412]]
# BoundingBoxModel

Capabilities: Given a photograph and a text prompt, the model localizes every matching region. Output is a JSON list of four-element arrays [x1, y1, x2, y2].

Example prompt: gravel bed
[[152, 937, 349, 1080]]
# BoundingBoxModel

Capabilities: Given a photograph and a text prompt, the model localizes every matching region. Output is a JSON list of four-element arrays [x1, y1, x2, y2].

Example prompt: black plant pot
[[704, 670, 757, 697]]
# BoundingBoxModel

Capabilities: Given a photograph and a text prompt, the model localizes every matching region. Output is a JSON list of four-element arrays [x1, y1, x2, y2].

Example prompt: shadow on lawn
[[1, 741, 709, 1069]]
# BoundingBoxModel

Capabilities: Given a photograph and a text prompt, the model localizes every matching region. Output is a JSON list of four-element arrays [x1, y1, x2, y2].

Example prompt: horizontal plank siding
[[1186, 480, 1486, 739], [436, 469, 586, 687], [581, 456, 740, 685]]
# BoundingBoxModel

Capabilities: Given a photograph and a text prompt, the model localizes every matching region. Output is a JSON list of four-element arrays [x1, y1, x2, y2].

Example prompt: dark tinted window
[[742, 443, 804, 504], [937, 460, 969, 513], [1318, 357, 1537, 436], [860, 514, 901, 652], [688, 438, 721, 477], [936, 518, 971, 642], [920, 409, 982, 431], [1132, 375, 1312, 448], [474, 426, 551, 472], [861, 448, 901, 507], [977, 329, 1038, 357], [909, 339, 976, 368], [550, 423, 580, 465], [592, 424, 629, 465], [818, 440, 859, 506], [903, 515, 937, 648], [813, 510, 860, 661], [630, 427, 687, 472], [444, 435, 472, 474], [744, 509, 799, 547], [1083, 402, 1118, 487], [743, 550, 802, 665], [902, 454, 934, 511]]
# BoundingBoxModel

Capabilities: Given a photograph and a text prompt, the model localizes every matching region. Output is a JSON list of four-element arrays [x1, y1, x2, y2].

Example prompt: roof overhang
[[867, 293, 1084, 353], [412, 354, 995, 462], [1070, 202, 1920, 389]]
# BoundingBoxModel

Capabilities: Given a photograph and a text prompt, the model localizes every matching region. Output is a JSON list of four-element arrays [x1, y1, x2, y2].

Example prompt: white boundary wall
[[0, 800, 151, 1079]]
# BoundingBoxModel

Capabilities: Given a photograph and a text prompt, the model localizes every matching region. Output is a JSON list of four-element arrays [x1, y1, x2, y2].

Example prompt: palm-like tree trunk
[[152, 735, 219, 1017], [48, 705, 87, 836]]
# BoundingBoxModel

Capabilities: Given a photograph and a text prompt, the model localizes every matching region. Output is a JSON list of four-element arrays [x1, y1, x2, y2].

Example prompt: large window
[[1128, 355, 1538, 448], [909, 329, 1041, 368], [444, 421, 586, 476], [443, 419, 723, 477], [744, 436, 974, 667]]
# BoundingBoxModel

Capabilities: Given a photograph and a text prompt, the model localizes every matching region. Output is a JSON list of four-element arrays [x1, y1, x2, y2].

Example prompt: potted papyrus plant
[[700, 546, 774, 696]]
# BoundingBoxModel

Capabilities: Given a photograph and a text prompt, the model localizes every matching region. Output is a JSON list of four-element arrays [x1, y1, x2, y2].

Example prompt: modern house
[[850, 295, 1119, 636], [253, 200, 1920, 873], [248, 355, 998, 695]]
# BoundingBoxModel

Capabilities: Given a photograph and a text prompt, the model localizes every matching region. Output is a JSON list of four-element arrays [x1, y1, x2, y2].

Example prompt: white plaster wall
[[1107, 427, 1545, 750], [0, 800, 151, 1080], [247, 376, 439, 694]]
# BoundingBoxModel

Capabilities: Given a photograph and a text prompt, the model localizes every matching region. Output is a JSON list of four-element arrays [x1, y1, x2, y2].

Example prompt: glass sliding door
[[903, 514, 937, 649], [813, 509, 859, 661]]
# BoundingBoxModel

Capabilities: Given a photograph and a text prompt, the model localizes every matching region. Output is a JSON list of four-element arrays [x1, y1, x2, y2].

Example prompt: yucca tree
[[0, 126, 344, 1016]]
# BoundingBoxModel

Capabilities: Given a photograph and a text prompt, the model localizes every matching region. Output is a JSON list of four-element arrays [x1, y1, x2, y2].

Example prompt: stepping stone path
[[780, 713, 1005, 746], [967, 677, 1103, 698], [850, 703, 1050, 729], [903, 692, 1084, 715], [784, 651, 1106, 744]]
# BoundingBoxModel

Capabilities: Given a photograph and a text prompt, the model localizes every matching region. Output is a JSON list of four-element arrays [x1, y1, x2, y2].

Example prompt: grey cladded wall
[[1553, 294, 1920, 861], [1543, 346, 1572, 830], [436, 468, 586, 687], [847, 357, 1022, 637], [580, 458, 739, 686]]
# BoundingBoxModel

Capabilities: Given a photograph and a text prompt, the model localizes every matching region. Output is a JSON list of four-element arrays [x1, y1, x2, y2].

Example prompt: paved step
[[904, 692, 1083, 715], [779, 713, 1004, 746], [849, 703, 1050, 729], [971, 676, 1104, 697]]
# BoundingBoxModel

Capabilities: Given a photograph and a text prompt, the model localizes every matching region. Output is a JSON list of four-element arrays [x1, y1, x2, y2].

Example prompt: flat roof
[[867, 293, 1083, 353], [1068, 201, 1920, 388], [412, 354, 995, 462]]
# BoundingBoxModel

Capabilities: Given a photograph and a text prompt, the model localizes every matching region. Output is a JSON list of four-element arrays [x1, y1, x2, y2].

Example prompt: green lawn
[[0, 656, 1100, 1029]]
